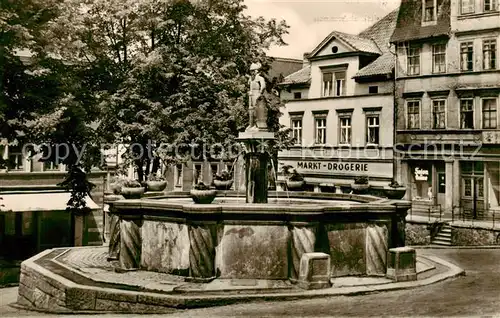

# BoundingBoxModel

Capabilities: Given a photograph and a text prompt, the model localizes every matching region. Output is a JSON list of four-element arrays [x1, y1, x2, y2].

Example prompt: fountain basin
[[108, 192, 410, 282]]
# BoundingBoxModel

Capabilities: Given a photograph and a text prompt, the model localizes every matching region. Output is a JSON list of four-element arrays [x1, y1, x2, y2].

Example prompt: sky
[[244, 0, 401, 60]]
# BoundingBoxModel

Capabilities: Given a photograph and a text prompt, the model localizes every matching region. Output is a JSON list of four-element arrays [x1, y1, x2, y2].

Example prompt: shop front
[[402, 157, 500, 220]]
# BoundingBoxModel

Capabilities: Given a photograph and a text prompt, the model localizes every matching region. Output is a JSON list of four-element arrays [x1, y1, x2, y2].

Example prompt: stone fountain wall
[[110, 195, 409, 280]]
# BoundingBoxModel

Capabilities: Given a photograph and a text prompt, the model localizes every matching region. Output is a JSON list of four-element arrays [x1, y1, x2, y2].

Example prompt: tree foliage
[[2, 0, 291, 213]]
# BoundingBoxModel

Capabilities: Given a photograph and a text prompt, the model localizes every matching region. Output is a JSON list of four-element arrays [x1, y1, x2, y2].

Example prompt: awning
[[0, 191, 100, 212]]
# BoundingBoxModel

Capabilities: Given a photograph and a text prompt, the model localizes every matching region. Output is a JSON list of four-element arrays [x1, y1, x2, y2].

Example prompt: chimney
[[303, 52, 310, 68]]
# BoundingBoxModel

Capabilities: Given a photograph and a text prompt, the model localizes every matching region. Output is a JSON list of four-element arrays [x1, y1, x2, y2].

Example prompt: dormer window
[[424, 0, 436, 21], [321, 68, 346, 97]]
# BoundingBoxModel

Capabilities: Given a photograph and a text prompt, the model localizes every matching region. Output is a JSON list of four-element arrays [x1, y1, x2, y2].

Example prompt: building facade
[[391, 0, 500, 219], [277, 10, 399, 191]]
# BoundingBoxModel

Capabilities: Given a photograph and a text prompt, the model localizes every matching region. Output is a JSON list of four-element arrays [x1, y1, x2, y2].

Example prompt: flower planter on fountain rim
[[190, 182, 217, 204], [351, 176, 370, 194], [213, 180, 233, 190], [120, 179, 145, 199], [121, 187, 145, 199], [286, 180, 305, 190], [383, 181, 407, 199], [146, 180, 167, 192], [190, 189, 217, 204]]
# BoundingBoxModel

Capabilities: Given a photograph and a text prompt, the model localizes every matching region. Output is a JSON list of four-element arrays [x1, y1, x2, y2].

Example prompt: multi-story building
[[391, 0, 500, 219], [277, 10, 399, 191]]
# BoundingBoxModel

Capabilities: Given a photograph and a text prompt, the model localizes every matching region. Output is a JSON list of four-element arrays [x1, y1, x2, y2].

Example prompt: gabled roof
[[279, 65, 311, 86], [309, 31, 381, 58], [390, 0, 450, 43], [354, 9, 399, 78], [281, 8, 399, 86]]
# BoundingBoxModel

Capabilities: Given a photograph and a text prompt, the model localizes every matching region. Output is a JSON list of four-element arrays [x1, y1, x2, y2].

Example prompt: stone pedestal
[[386, 247, 417, 282], [297, 253, 331, 290]]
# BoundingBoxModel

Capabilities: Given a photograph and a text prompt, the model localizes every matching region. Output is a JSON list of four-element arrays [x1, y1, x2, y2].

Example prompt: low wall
[[405, 222, 431, 246], [451, 226, 500, 246]]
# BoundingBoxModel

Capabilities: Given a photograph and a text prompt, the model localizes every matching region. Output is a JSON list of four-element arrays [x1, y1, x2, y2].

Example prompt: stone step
[[436, 234, 451, 240], [431, 239, 451, 246], [436, 232, 451, 238]]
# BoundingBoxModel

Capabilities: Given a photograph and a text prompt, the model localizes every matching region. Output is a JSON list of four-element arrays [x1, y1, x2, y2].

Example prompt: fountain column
[[237, 61, 275, 204], [237, 132, 275, 203]]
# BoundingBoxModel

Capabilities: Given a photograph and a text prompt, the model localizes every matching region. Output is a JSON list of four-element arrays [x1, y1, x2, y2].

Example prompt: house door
[[461, 161, 485, 219]]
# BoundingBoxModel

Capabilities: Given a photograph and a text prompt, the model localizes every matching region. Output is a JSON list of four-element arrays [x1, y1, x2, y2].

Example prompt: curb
[[411, 245, 500, 249], [14, 248, 466, 314]]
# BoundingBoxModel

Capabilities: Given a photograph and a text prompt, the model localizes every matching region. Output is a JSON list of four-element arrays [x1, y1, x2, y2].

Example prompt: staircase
[[431, 223, 452, 246]]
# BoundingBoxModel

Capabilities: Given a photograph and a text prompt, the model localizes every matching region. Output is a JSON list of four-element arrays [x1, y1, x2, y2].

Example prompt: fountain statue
[[237, 62, 275, 203]]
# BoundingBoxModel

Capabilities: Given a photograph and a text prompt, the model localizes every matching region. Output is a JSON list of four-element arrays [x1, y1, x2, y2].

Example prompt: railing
[[454, 206, 498, 229], [428, 204, 442, 222]]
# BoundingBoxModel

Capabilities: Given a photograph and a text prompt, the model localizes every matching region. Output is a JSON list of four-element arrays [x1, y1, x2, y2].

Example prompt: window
[[460, 99, 474, 129], [193, 164, 202, 185], [460, 42, 474, 71], [424, 0, 436, 21], [482, 98, 498, 129], [43, 161, 59, 171], [293, 92, 302, 99], [339, 116, 352, 145], [315, 117, 327, 144], [483, 39, 497, 70], [314, 117, 326, 145], [334, 71, 346, 96], [432, 99, 446, 129], [322, 72, 333, 97], [368, 86, 379, 94], [366, 116, 380, 144], [484, 0, 498, 11], [8, 153, 23, 170], [407, 45, 421, 75], [407, 101, 421, 129], [175, 164, 183, 186], [461, 0, 475, 14], [291, 118, 303, 145], [321, 69, 346, 97], [432, 44, 446, 73]]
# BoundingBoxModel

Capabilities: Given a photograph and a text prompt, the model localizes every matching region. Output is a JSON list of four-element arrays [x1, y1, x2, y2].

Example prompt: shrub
[[193, 182, 210, 190]]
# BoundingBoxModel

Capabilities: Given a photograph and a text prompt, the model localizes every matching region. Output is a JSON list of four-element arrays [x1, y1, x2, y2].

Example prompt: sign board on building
[[279, 160, 392, 178], [414, 167, 429, 181]]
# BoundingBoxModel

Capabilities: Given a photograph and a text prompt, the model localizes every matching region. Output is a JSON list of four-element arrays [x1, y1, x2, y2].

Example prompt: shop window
[[460, 42, 474, 71], [482, 98, 497, 129], [407, 100, 421, 129], [432, 44, 446, 73], [483, 39, 497, 70], [460, 99, 474, 129], [432, 99, 446, 129]]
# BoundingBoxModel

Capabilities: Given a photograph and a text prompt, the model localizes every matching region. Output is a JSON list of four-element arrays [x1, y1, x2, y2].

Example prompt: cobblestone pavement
[[1, 248, 499, 317]]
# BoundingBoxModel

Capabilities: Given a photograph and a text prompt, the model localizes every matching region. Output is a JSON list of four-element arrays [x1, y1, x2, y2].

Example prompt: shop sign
[[279, 160, 392, 178], [414, 167, 429, 181]]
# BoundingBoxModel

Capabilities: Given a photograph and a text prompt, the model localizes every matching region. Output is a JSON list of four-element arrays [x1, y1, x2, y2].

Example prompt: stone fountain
[[104, 63, 410, 281], [15, 63, 433, 314]]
